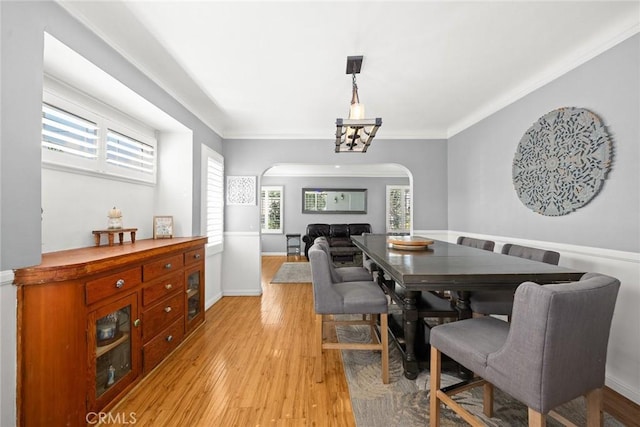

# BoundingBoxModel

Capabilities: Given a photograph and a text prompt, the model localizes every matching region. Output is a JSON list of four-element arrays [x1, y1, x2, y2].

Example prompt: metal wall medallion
[[512, 107, 612, 216]]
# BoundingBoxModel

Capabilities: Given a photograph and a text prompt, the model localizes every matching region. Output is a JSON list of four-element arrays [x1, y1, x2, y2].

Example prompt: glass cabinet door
[[89, 293, 140, 412], [185, 266, 204, 332]]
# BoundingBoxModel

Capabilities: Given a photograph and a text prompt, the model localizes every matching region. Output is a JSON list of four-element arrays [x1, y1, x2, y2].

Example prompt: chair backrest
[[309, 244, 345, 314], [313, 237, 342, 283], [457, 236, 495, 251], [485, 273, 620, 413], [502, 243, 560, 265]]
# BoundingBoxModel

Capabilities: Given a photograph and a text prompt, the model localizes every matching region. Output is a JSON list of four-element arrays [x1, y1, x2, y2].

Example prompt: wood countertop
[[13, 237, 207, 286]]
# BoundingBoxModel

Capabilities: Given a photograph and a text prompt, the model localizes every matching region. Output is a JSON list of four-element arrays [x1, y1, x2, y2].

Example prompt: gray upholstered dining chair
[[309, 244, 389, 384], [457, 236, 495, 252], [469, 243, 561, 317], [314, 236, 372, 282], [429, 273, 620, 427]]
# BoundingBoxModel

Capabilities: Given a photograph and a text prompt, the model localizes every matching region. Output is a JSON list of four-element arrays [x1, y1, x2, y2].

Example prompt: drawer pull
[[164, 263, 172, 269], [115, 279, 125, 288], [166, 335, 173, 342], [164, 306, 172, 313], [134, 319, 141, 328], [194, 253, 201, 259], [165, 283, 173, 290]]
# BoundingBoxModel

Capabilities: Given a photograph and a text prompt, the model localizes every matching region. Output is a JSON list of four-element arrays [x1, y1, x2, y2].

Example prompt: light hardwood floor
[[109, 255, 638, 427], [109, 255, 355, 426]]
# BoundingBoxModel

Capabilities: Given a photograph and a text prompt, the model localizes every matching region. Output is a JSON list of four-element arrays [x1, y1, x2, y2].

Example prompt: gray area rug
[[270, 262, 311, 283], [337, 321, 622, 427]]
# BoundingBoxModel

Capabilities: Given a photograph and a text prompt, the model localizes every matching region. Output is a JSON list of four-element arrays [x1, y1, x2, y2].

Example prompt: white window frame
[[42, 85, 157, 184], [201, 145, 224, 253], [261, 186, 283, 234], [386, 185, 411, 234]]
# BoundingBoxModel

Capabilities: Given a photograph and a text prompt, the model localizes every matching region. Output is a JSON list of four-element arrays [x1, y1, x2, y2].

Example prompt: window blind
[[206, 155, 224, 246], [42, 103, 98, 159]]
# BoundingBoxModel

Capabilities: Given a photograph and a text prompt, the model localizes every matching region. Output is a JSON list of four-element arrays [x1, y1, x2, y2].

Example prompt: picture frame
[[153, 216, 173, 239]]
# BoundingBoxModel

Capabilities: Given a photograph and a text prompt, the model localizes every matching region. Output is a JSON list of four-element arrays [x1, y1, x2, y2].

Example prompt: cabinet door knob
[[134, 319, 141, 328], [165, 283, 173, 290], [164, 263, 172, 269], [166, 335, 173, 342], [164, 306, 172, 313], [194, 253, 201, 259], [115, 279, 125, 288]]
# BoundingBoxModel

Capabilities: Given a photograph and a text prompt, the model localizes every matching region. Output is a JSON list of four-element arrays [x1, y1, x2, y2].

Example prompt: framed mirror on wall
[[302, 188, 367, 214]]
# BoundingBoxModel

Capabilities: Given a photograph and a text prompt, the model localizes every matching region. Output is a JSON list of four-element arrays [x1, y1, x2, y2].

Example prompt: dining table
[[351, 234, 586, 379]]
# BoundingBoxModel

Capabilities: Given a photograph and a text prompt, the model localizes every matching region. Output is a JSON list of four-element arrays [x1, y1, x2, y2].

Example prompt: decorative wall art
[[512, 107, 612, 216], [226, 176, 256, 205]]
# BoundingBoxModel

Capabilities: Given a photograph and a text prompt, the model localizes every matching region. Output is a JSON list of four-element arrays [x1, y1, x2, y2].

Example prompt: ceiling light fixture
[[335, 55, 382, 153]]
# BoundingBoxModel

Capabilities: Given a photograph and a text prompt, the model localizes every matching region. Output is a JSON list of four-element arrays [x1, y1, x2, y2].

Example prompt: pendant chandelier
[[335, 56, 382, 153]]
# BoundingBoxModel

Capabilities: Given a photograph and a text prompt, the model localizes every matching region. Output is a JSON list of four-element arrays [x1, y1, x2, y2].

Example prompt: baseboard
[[222, 290, 263, 297], [205, 292, 222, 311]]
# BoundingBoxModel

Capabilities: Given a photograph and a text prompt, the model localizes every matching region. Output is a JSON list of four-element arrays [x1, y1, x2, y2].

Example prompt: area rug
[[270, 262, 311, 283], [336, 322, 622, 427]]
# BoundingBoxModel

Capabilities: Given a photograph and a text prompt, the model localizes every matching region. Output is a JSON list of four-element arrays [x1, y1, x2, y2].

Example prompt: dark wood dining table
[[351, 234, 586, 379]]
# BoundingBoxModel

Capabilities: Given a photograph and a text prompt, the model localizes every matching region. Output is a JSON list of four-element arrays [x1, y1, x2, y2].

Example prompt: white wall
[[155, 132, 194, 237]]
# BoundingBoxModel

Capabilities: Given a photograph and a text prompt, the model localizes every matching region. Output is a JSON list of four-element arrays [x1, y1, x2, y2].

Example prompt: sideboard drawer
[[143, 317, 185, 373], [86, 267, 141, 305], [184, 247, 204, 266], [142, 254, 184, 282], [142, 292, 184, 340], [142, 273, 183, 307]]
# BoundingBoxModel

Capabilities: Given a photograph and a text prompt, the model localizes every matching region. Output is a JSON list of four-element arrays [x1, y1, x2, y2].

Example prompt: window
[[105, 130, 155, 175], [42, 91, 157, 184], [261, 186, 283, 234], [202, 146, 224, 250], [42, 103, 99, 160], [386, 185, 411, 234]]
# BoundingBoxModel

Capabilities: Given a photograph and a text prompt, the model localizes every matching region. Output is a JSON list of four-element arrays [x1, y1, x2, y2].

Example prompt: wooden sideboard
[[13, 237, 207, 426]]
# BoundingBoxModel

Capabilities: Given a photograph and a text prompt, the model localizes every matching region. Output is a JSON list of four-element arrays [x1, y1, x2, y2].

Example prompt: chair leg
[[429, 346, 441, 427], [483, 382, 494, 417], [314, 313, 324, 383], [528, 408, 546, 427], [585, 388, 603, 427], [380, 313, 389, 384]]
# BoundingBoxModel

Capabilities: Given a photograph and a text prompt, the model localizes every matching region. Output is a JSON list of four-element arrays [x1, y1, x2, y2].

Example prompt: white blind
[[42, 103, 98, 159], [106, 129, 155, 174], [206, 154, 224, 246]]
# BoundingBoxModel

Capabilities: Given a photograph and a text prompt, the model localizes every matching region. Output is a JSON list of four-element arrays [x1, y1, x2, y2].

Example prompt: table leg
[[402, 290, 420, 379], [454, 290, 473, 379], [107, 233, 114, 246], [93, 234, 101, 247], [130, 231, 136, 243], [454, 290, 472, 320], [118, 232, 124, 245]]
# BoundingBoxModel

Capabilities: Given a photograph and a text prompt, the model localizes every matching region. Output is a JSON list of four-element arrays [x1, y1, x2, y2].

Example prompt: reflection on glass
[[187, 271, 200, 321], [95, 306, 131, 398]]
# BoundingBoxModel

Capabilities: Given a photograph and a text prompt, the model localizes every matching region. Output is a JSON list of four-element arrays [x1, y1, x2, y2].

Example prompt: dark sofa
[[302, 223, 371, 259]]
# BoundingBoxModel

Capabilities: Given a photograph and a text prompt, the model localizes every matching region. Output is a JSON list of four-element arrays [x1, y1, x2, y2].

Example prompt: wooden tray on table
[[387, 236, 434, 251]]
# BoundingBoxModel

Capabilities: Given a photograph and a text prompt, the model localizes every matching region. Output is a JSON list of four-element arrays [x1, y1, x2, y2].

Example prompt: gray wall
[[260, 176, 409, 253], [448, 34, 640, 253], [0, 1, 222, 270], [223, 138, 448, 235]]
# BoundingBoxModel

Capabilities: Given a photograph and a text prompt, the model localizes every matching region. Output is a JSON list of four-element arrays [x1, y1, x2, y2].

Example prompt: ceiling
[[57, 1, 638, 141]]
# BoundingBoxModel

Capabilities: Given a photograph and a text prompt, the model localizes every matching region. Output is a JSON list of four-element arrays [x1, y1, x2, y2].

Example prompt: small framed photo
[[153, 216, 173, 239]]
